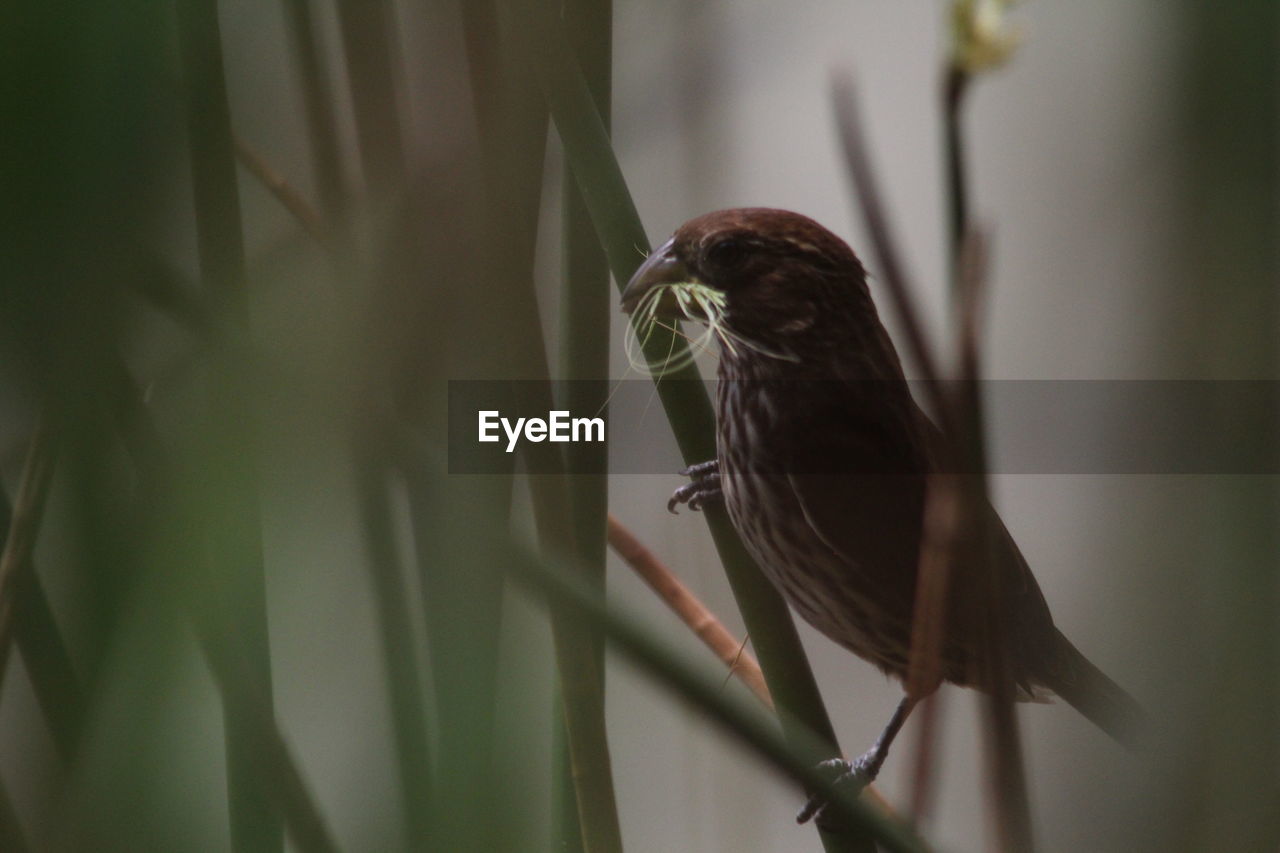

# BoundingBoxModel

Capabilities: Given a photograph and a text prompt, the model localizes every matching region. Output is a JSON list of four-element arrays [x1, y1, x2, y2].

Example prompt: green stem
[[355, 455, 434, 850], [464, 3, 625, 850], [943, 65, 970, 292], [401, 466, 508, 852], [265, 16, 432, 844], [560, 0, 612, 649], [555, 1, 612, 850], [1172, 1, 1279, 846], [498, 2, 864, 849], [105, 356, 340, 853], [175, 1, 279, 848], [0, 412, 59, 699], [2, 486, 85, 765], [283, 0, 346, 218], [942, 57, 1033, 853], [0, 780, 29, 853], [497, 518, 928, 853], [334, 0, 405, 195], [527, 473, 622, 853]]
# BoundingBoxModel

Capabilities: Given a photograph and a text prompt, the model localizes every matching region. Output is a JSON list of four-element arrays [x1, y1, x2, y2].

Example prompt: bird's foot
[[795, 753, 877, 828], [668, 460, 722, 513]]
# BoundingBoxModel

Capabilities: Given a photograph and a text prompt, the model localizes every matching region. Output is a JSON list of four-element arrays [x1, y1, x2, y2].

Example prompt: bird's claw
[[796, 756, 875, 827], [678, 460, 720, 478], [668, 460, 722, 513]]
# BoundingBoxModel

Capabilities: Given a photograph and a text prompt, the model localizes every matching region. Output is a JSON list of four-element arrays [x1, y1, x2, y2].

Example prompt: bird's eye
[[705, 238, 748, 271]]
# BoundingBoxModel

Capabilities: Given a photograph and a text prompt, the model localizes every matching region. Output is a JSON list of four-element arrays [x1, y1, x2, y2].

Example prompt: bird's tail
[[1044, 630, 1147, 751]]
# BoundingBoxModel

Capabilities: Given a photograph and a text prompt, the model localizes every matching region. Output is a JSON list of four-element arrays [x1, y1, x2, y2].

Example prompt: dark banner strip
[[447, 380, 1280, 475]]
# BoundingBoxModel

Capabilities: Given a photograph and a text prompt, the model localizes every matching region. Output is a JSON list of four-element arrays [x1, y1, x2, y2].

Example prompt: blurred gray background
[[600, 2, 1180, 851], [1, 1, 1222, 850]]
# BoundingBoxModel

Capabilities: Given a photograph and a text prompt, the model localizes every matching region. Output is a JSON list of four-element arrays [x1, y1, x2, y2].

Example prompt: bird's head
[[621, 208, 872, 369]]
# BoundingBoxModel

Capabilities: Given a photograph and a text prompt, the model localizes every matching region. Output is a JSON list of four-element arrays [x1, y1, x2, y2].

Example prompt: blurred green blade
[[494, 2, 867, 849]]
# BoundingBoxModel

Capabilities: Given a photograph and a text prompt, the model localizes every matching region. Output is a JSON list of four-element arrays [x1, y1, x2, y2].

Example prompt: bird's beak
[[620, 238, 696, 317]]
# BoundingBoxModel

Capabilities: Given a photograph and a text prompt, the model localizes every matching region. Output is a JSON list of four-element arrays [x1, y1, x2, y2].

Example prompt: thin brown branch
[[833, 71, 1031, 846], [830, 73, 952, 434], [903, 475, 961, 709], [902, 227, 984, 811], [904, 239, 987, 824], [606, 513, 901, 820], [903, 477, 963, 825], [832, 72, 963, 832], [281, 0, 345, 220], [0, 410, 58, 694], [956, 229, 990, 387], [956, 227, 1033, 853], [607, 513, 771, 707], [232, 135, 329, 246]]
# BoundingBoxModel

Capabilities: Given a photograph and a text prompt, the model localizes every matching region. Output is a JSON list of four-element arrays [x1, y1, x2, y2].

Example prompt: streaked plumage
[[623, 207, 1142, 749]]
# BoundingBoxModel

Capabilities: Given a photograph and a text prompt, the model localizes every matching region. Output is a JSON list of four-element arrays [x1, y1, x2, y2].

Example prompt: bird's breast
[[714, 372, 915, 672]]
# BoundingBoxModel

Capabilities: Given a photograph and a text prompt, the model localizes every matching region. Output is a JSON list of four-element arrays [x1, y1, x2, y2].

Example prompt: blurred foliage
[[0, 1, 1273, 852]]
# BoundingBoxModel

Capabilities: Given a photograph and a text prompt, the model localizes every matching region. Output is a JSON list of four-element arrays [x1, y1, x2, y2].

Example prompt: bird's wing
[[974, 501, 1066, 687], [908, 402, 1064, 683], [781, 386, 932, 635], [784, 395, 1063, 687]]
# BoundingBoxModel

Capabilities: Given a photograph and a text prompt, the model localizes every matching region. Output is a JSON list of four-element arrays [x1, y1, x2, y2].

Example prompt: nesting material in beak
[[620, 239, 695, 317]]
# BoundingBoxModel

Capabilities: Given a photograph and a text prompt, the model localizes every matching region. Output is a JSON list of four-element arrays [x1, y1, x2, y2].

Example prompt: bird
[[620, 207, 1144, 820]]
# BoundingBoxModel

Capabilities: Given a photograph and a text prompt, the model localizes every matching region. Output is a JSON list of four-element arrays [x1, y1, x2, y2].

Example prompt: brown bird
[[620, 207, 1143, 818]]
